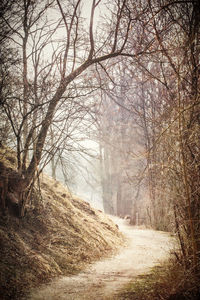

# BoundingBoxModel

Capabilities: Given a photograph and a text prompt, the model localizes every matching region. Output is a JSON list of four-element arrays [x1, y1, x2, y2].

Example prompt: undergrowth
[[113, 259, 200, 300]]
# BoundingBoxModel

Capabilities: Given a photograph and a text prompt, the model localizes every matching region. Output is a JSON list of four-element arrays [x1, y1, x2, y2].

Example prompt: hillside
[[0, 154, 124, 300]]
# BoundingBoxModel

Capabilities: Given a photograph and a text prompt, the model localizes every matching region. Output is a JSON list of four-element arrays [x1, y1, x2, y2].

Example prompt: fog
[[44, 139, 104, 210]]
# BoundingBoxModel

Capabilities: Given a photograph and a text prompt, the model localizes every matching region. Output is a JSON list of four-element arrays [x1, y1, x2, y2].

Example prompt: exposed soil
[[26, 217, 176, 300]]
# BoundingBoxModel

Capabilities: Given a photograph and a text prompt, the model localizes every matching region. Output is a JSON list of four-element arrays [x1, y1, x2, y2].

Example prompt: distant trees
[[96, 62, 146, 218]]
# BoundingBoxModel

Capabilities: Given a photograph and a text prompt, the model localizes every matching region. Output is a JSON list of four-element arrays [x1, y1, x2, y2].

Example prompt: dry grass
[[0, 152, 124, 300], [0, 145, 18, 168], [112, 259, 200, 300]]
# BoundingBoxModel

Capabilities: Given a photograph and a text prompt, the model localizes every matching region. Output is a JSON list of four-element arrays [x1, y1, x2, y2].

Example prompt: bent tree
[[1, 0, 147, 216]]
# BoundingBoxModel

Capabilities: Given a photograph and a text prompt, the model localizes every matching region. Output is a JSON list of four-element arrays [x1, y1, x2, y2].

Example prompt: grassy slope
[[0, 150, 124, 300]]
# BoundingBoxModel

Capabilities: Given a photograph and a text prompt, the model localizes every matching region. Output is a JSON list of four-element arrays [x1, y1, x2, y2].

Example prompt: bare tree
[[1, 0, 147, 216]]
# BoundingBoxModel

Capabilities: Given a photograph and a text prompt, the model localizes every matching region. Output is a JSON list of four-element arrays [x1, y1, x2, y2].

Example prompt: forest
[[0, 0, 200, 298]]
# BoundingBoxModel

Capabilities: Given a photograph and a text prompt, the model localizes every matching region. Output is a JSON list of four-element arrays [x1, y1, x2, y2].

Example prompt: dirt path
[[27, 216, 176, 300]]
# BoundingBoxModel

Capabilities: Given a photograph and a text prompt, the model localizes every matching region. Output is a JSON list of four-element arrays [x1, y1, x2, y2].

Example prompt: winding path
[[27, 216, 176, 300]]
